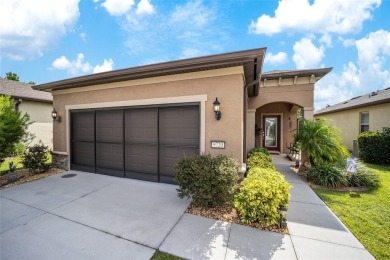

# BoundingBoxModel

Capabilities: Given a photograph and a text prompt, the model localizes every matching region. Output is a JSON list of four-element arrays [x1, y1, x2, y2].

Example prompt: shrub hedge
[[175, 154, 239, 207], [308, 161, 380, 189], [246, 147, 276, 171], [234, 167, 291, 225], [348, 162, 380, 189], [358, 131, 390, 165], [307, 163, 347, 188]]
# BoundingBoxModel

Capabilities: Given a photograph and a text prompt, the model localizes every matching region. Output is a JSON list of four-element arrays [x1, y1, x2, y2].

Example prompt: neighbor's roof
[[315, 87, 390, 115], [33, 48, 267, 92], [261, 68, 332, 80], [0, 78, 53, 103]]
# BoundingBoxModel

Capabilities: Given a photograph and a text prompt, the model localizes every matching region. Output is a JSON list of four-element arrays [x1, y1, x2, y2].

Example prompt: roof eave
[[315, 98, 390, 115], [261, 67, 332, 80], [33, 48, 266, 92]]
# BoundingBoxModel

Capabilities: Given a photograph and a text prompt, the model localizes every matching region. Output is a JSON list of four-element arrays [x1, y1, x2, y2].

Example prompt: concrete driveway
[[0, 171, 191, 260]]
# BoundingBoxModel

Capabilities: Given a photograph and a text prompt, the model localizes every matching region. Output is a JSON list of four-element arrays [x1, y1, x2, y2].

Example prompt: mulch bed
[[186, 203, 288, 234], [0, 168, 65, 190]]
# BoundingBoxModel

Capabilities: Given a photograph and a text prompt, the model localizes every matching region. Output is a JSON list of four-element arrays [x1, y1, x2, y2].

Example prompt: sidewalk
[[160, 155, 374, 259]]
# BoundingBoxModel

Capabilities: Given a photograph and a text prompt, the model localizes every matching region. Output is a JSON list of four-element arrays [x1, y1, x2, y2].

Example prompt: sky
[[1, 0, 389, 110]]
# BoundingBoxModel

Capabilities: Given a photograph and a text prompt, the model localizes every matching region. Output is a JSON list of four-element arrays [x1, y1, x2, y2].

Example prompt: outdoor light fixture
[[278, 205, 288, 228], [213, 97, 221, 120], [51, 108, 61, 122]]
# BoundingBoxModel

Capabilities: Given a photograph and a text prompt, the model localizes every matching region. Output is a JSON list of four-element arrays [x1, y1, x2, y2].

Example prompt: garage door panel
[[96, 143, 123, 171], [125, 144, 157, 174], [72, 142, 95, 167], [96, 110, 123, 143], [125, 109, 158, 143], [72, 112, 94, 142], [159, 146, 199, 177]]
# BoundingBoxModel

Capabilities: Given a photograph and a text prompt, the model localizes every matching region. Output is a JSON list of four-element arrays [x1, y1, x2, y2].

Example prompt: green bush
[[175, 154, 240, 207], [347, 162, 380, 189], [246, 154, 276, 171], [358, 131, 390, 165], [247, 147, 270, 158], [22, 143, 51, 174], [307, 163, 347, 188], [234, 167, 291, 225]]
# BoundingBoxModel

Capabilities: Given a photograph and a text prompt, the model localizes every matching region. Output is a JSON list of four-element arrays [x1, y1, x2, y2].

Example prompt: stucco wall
[[52, 68, 245, 164], [18, 101, 53, 149], [315, 103, 390, 150]]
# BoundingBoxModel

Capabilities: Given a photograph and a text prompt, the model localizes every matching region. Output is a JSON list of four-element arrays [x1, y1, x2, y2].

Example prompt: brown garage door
[[70, 105, 199, 184]]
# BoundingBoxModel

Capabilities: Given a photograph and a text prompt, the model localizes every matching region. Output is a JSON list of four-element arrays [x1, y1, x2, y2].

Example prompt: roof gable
[[0, 78, 53, 103]]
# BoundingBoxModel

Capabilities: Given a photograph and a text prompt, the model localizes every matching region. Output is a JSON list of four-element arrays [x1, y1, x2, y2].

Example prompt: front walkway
[[160, 155, 374, 259]]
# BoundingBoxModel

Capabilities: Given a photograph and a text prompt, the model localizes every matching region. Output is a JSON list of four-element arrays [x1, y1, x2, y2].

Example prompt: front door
[[262, 115, 281, 152]]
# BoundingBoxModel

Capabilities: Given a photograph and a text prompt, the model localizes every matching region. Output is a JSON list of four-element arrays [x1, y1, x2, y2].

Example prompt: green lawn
[[0, 154, 52, 174], [0, 157, 24, 173], [150, 251, 186, 260], [313, 163, 390, 260]]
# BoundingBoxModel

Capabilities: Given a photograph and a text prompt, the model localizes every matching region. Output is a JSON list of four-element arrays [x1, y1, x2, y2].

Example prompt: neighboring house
[[0, 78, 53, 149], [34, 48, 330, 184], [314, 88, 390, 152]]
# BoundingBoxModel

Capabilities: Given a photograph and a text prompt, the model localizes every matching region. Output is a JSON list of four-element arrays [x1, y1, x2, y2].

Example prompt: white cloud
[[101, 0, 135, 16], [249, 0, 381, 35], [169, 0, 215, 27], [264, 52, 288, 65], [136, 0, 155, 15], [80, 32, 87, 43], [319, 33, 332, 48], [293, 37, 325, 69], [93, 58, 114, 73], [52, 53, 92, 75], [338, 36, 355, 47], [315, 30, 390, 110], [121, 0, 225, 62], [0, 0, 80, 60]]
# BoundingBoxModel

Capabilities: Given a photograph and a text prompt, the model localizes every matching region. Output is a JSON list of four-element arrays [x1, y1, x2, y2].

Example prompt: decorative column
[[246, 109, 256, 153]]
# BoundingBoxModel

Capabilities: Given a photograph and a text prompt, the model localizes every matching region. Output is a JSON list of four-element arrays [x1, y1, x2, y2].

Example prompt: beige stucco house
[[0, 78, 53, 149], [314, 88, 390, 152], [34, 48, 331, 184]]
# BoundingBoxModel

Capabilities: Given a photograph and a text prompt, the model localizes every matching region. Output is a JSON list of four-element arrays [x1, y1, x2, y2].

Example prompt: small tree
[[0, 96, 33, 163], [5, 72, 20, 81], [294, 118, 349, 166]]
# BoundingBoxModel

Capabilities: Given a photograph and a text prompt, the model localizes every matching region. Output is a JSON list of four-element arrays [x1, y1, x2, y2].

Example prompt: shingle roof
[[0, 78, 53, 103], [315, 87, 390, 115]]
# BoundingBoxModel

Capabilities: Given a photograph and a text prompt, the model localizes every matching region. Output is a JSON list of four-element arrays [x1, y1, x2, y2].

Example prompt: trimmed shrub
[[307, 163, 347, 188], [347, 162, 380, 189], [358, 131, 390, 165], [246, 154, 276, 171], [22, 143, 50, 174], [175, 154, 240, 207], [247, 147, 270, 158], [234, 167, 291, 225]]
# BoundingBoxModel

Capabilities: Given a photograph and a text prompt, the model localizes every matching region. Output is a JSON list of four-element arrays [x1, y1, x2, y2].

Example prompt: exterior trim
[[65, 95, 207, 169]]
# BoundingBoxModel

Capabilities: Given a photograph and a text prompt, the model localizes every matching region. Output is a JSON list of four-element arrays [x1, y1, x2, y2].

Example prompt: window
[[360, 112, 369, 133]]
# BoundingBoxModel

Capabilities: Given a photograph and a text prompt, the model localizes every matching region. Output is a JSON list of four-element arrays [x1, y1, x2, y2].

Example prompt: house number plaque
[[211, 141, 225, 149]]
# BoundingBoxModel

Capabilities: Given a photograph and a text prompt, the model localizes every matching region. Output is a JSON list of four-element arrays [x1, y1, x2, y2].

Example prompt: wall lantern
[[51, 108, 61, 122], [278, 205, 288, 228], [213, 97, 221, 120]]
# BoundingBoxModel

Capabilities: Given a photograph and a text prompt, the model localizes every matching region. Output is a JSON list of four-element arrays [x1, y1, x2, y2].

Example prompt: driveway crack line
[[289, 234, 367, 250]]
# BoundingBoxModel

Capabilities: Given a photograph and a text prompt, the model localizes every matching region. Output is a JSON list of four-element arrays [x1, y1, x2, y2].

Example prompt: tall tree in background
[[5, 72, 20, 81], [0, 96, 33, 163]]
